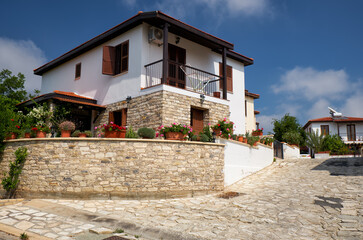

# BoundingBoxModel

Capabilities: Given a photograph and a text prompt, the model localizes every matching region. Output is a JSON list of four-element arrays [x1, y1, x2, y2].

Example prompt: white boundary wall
[[217, 138, 274, 186], [283, 143, 300, 159]]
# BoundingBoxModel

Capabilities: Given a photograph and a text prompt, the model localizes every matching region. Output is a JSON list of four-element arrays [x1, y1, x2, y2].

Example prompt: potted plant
[[32, 125, 50, 138], [100, 122, 126, 138], [23, 128, 32, 138], [125, 126, 139, 138], [252, 128, 263, 136], [58, 121, 76, 137], [72, 130, 92, 137], [159, 123, 192, 140], [137, 127, 155, 139], [5, 118, 21, 140], [237, 134, 244, 142], [211, 118, 234, 139]]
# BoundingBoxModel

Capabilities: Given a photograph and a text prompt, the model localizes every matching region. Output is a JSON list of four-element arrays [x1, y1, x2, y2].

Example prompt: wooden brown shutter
[[102, 46, 115, 75], [121, 108, 127, 127], [219, 63, 233, 92], [109, 111, 115, 124]]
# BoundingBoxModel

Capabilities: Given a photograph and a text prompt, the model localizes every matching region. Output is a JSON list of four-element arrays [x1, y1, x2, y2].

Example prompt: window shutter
[[102, 46, 115, 75], [109, 111, 115, 124], [219, 63, 233, 92], [121, 108, 127, 127]]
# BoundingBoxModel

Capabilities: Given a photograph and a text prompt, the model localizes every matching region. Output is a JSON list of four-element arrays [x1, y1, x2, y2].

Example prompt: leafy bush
[[1, 147, 28, 198], [137, 127, 155, 139], [322, 134, 348, 155], [211, 118, 234, 138], [198, 126, 213, 142], [305, 130, 325, 153], [125, 126, 138, 138], [71, 130, 81, 137], [199, 133, 210, 142], [282, 131, 302, 145]]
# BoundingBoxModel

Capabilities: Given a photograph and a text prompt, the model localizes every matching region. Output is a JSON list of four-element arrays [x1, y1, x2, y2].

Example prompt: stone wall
[[96, 90, 229, 131], [0, 139, 224, 199]]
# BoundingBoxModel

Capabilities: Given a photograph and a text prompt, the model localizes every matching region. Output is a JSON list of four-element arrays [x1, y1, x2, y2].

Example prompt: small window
[[321, 125, 329, 136], [109, 108, 127, 127], [75, 63, 81, 79], [245, 100, 247, 116], [102, 40, 129, 76]]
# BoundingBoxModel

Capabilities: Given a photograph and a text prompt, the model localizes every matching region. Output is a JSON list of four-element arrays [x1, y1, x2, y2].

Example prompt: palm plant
[[305, 130, 325, 153]]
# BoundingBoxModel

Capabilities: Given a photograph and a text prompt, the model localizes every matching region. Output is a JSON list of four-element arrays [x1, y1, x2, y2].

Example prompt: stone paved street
[[0, 157, 362, 240]]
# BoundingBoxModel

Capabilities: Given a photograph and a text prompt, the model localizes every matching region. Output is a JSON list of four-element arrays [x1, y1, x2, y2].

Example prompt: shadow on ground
[[312, 157, 363, 176]]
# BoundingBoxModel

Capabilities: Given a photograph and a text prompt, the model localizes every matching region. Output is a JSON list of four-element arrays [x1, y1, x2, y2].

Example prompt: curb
[[0, 223, 53, 240], [0, 198, 24, 207]]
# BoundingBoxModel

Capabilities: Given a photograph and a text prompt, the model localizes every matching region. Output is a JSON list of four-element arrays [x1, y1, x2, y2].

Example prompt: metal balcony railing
[[144, 59, 222, 97], [339, 132, 363, 142]]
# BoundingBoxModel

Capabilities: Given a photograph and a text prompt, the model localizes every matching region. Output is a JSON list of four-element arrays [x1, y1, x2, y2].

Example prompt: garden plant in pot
[[72, 130, 92, 138], [32, 125, 51, 138], [59, 121, 76, 137], [99, 122, 126, 138], [211, 118, 234, 139], [159, 123, 192, 140], [137, 127, 155, 139]]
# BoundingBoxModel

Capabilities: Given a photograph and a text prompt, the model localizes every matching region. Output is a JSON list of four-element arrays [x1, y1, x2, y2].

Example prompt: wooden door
[[168, 44, 186, 88], [347, 124, 356, 141], [191, 108, 204, 134]]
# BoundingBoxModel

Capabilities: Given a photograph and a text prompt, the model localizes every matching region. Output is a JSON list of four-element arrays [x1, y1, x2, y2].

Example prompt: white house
[[26, 11, 254, 134], [244, 90, 260, 133], [303, 110, 363, 145]]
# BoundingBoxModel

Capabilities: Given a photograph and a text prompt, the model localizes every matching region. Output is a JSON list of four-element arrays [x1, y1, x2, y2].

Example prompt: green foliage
[[0, 69, 27, 104], [0, 96, 18, 151], [20, 232, 29, 240], [159, 123, 192, 135], [137, 127, 155, 139], [322, 134, 348, 155], [114, 229, 124, 233], [305, 130, 325, 153], [125, 126, 138, 138], [282, 131, 302, 145], [246, 134, 260, 146], [273, 114, 305, 145], [72, 130, 81, 137], [50, 104, 71, 132], [261, 137, 274, 145], [58, 121, 76, 131], [211, 118, 234, 138], [198, 126, 213, 142], [1, 147, 28, 198], [84, 130, 92, 137]]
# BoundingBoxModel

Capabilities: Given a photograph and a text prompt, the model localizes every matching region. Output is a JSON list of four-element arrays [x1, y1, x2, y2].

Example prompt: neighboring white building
[[244, 90, 260, 134], [27, 11, 254, 134], [303, 115, 363, 145]]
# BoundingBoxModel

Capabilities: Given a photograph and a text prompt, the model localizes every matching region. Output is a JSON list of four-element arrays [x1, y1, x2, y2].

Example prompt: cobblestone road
[[0, 157, 362, 240]]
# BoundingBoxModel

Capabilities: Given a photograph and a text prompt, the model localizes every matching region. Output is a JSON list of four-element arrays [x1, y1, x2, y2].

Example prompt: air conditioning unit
[[148, 27, 163, 45]]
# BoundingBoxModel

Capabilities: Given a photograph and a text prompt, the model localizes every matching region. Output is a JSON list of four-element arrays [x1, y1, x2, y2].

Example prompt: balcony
[[144, 59, 222, 98], [339, 132, 363, 144]]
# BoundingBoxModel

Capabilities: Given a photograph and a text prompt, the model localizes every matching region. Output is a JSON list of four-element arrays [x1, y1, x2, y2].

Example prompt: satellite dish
[[328, 107, 342, 117]]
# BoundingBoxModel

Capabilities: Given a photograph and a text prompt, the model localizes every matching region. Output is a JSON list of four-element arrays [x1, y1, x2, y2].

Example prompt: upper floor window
[[75, 63, 81, 80], [219, 63, 233, 92], [321, 125, 329, 136], [347, 124, 356, 141], [102, 40, 129, 76]]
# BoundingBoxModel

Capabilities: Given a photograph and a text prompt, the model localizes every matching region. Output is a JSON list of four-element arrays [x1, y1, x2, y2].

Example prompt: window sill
[[112, 71, 128, 78]]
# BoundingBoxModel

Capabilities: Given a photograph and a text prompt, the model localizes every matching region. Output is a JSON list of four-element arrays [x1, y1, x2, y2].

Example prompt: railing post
[[162, 23, 169, 84], [222, 47, 227, 100]]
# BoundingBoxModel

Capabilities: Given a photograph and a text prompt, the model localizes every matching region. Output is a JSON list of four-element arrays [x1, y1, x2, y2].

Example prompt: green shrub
[[282, 131, 302, 145], [137, 127, 155, 139], [71, 130, 81, 137], [125, 126, 138, 138], [199, 133, 210, 142], [322, 134, 347, 154], [197, 126, 213, 142]]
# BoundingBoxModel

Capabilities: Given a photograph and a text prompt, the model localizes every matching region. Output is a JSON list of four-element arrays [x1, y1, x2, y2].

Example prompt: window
[[75, 63, 81, 79], [219, 63, 233, 92], [321, 125, 329, 136], [102, 40, 129, 75], [347, 124, 356, 141], [109, 108, 127, 127]]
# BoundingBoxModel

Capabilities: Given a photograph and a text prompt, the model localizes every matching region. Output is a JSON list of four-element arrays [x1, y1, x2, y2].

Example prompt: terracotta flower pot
[[213, 91, 221, 98], [238, 136, 244, 142], [243, 138, 248, 144], [105, 130, 118, 138], [5, 132, 17, 140], [24, 133, 31, 138], [78, 133, 87, 138], [165, 132, 184, 140], [252, 132, 263, 136], [61, 130, 72, 137], [117, 130, 126, 138], [36, 131, 46, 138]]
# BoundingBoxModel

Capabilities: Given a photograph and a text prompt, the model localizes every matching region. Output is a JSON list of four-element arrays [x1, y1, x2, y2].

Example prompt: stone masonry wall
[[96, 90, 229, 131], [0, 139, 224, 199]]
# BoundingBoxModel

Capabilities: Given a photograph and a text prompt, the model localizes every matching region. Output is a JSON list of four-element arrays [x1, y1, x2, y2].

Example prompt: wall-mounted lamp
[[126, 96, 132, 104], [175, 36, 180, 44], [200, 94, 205, 104]]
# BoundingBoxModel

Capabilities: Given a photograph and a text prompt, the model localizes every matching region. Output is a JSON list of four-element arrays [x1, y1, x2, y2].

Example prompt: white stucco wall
[[245, 95, 256, 133], [306, 122, 363, 142], [217, 138, 273, 186], [283, 143, 300, 159]]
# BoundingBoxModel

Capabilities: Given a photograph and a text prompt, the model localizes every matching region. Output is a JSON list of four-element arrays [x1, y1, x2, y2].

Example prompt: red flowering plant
[[158, 123, 193, 139], [211, 118, 234, 138], [32, 125, 51, 133], [6, 114, 22, 137], [252, 128, 263, 135], [97, 122, 126, 132]]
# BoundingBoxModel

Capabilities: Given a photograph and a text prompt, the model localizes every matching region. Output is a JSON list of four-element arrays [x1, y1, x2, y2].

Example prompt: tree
[[273, 114, 306, 145], [306, 130, 325, 153], [0, 69, 28, 105]]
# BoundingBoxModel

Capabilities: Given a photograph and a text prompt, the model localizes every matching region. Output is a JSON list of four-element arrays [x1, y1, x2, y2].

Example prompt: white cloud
[[307, 98, 330, 119], [272, 66, 349, 101], [0, 37, 46, 93], [257, 114, 280, 134], [122, 0, 271, 20], [340, 80, 363, 117]]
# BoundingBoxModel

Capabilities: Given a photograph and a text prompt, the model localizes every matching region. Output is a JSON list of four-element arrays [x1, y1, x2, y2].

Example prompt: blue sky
[[1, 0, 362, 132]]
